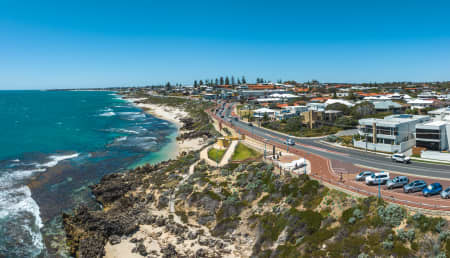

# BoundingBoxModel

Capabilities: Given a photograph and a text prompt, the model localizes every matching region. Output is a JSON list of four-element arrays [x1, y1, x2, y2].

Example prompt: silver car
[[386, 176, 409, 189], [403, 180, 427, 193], [441, 187, 450, 199], [356, 171, 374, 181]]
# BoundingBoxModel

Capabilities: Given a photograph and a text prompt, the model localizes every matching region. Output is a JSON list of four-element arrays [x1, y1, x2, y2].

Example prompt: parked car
[[386, 176, 409, 189], [391, 153, 411, 164], [403, 180, 427, 193], [365, 172, 390, 185], [248, 122, 253, 126], [285, 138, 295, 146], [441, 187, 450, 199], [355, 171, 374, 181], [423, 183, 443, 197]]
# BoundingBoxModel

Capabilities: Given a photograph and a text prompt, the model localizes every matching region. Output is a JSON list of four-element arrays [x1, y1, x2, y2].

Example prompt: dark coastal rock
[[197, 214, 215, 225], [195, 248, 208, 257], [109, 235, 121, 245], [161, 243, 177, 257], [188, 231, 198, 240], [137, 243, 147, 256], [158, 191, 170, 209]]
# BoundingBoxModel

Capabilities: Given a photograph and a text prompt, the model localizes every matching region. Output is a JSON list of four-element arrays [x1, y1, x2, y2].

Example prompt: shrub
[[353, 208, 363, 219], [348, 217, 356, 224], [436, 219, 448, 233], [440, 231, 450, 242], [397, 229, 415, 242], [382, 240, 394, 250], [377, 204, 405, 227]]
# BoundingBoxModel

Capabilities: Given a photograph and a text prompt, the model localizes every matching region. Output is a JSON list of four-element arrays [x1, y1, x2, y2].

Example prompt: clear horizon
[[1, 0, 450, 90]]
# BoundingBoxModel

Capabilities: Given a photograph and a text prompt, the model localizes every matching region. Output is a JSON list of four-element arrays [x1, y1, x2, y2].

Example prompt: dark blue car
[[423, 183, 442, 197]]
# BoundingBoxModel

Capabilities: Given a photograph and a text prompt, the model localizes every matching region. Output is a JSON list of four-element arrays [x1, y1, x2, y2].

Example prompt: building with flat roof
[[415, 121, 449, 151], [354, 114, 430, 153]]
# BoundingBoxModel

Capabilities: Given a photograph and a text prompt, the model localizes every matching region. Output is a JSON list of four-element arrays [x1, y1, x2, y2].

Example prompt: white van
[[365, 172, 390, 185]]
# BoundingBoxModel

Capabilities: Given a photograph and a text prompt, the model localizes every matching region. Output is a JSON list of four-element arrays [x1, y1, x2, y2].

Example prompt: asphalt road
[[218, 102, 450, 179]]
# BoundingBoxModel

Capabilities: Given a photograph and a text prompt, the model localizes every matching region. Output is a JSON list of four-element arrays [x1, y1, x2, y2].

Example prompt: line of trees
[[193, 76, 247, 88]]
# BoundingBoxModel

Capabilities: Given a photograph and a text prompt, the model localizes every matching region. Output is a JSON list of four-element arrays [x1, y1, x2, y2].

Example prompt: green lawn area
[[231, 143, 261, 161], [208, 148, 226, 163]]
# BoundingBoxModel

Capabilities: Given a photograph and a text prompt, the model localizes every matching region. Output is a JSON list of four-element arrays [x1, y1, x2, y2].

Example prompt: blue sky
[[0, 0, 450, 89]]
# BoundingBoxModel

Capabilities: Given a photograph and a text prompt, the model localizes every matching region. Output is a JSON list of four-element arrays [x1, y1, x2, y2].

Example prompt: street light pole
[[378, 180, 381, 199], [264, 139, 267, 159]]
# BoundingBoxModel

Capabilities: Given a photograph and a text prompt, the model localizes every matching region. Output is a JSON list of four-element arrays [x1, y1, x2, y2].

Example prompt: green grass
[[231, 143, 261, 161], [208, 148, 226, 163]]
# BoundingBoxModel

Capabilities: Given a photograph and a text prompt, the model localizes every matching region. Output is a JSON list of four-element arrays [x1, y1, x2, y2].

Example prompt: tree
[[231, 76, 235, 85], [194, 80, 198, 88], [165, 82, 172, 91], [215, 78, 219, 86], [225, 76, 230, 85], [220, 77, 224, 85], [326, 103, 351, 115], [262, 112, 270, 121], [199, 80, 204, 85], [242, 76, 246, 84], [237, 78, 241, 85], [285, 117, 302, 132], [335, 116, 357, 129], [351, 102, 375, 119]]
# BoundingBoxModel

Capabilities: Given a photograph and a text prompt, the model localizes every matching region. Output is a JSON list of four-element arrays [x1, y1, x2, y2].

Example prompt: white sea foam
[[0, 169, 45, 255], [108, 128, 140, 135], [38, 153, 80, 168], [99, 111, 116, 117], [116, 136, 128, 142]]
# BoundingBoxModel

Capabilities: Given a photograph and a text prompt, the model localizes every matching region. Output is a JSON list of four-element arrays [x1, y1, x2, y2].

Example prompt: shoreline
[[123, 96, 206, 160]]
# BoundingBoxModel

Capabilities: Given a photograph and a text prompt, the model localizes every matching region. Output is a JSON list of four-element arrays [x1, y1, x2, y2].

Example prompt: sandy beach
[[124, 97, 206, 158]]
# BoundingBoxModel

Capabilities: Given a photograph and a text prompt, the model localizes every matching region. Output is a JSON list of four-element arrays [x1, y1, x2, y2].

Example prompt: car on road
[[391, 153, 411, 164], [248, 122, 253, 126], [441, 187, 450, 199], [403, 180, 427, 193], [423, 183, 442, 197], [285, 138, 295, 146], [355, 171, 374, 181], [386, 176, 409, 189], [234, 117, 238, 121], [365, 172, 390, 185]]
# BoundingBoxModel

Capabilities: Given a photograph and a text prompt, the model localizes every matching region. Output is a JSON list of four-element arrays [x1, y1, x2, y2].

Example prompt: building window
[[416, 129, 440, 140]]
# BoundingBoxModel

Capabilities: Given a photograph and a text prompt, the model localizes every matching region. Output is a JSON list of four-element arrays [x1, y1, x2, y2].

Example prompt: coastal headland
[[63, 89, 450, 258]]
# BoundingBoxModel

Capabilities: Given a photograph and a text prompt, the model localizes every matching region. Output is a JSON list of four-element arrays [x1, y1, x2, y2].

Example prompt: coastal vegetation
[[64, 151, 450, 257]]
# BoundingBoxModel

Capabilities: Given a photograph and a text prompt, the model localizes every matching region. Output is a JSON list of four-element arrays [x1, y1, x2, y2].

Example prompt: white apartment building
[[354, 114, 430, 153]]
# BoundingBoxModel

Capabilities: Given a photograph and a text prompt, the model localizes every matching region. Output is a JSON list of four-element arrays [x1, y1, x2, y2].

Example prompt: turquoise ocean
[[0, 90, 178, 257]]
